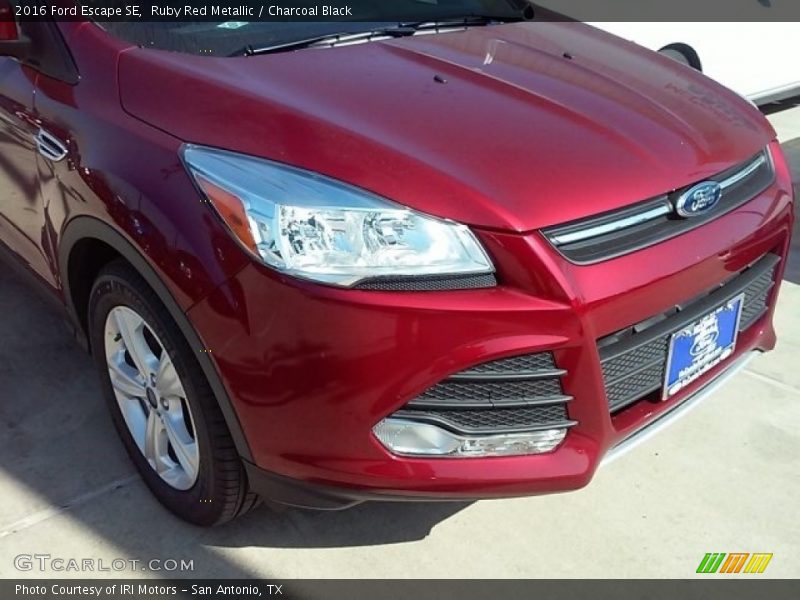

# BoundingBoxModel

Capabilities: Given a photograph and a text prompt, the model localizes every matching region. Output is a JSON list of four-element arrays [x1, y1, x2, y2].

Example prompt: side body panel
[[18, 22, 254, 459], [0, 57, 52, 283]]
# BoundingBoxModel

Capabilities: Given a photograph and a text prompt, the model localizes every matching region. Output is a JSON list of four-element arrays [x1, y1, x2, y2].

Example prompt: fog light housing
[[373, 418, 567, 458]]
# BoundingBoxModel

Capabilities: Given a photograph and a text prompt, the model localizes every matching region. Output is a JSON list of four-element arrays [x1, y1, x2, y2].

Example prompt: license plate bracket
[[663, 294, 745, 399]]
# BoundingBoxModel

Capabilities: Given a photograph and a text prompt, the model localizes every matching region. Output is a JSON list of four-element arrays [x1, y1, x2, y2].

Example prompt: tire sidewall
[[89, 271, 223, 525]]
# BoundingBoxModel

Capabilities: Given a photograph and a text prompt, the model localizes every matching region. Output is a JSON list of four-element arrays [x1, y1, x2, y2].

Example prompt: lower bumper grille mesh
[[390, 352, 575, 434], [599, 254, 779, 413], [394, 405, 570, 435], [604, 362, 666, 409], [416, 379, 563, 406]]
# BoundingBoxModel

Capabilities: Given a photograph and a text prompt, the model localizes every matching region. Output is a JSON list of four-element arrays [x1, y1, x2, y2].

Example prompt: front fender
[[58, 216, 253, 462]]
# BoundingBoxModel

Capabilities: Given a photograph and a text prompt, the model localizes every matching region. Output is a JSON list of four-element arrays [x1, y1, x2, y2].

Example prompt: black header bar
[[5, 0, 800, 23]]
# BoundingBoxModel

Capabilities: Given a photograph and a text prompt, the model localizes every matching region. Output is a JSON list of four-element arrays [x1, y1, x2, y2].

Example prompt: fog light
[[373, 418, 567, 458]]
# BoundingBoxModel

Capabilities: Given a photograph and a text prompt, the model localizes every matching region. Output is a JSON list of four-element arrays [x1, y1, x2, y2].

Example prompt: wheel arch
[[59, 216, 254, 462]]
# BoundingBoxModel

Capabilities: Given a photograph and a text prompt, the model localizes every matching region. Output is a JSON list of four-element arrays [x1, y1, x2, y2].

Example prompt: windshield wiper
[[399, 14, 526, 32], [239, 15, 525, 57], [240, 27, 417, 56]]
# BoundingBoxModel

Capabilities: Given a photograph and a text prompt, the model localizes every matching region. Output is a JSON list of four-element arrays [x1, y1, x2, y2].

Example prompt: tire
[[659, 47, 691, 67], [88, 259, 259, 526], [658, 45, 701, 71]]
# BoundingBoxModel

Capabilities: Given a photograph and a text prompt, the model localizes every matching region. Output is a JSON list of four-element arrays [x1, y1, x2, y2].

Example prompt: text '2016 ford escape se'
[[0, 2, 794, 524]]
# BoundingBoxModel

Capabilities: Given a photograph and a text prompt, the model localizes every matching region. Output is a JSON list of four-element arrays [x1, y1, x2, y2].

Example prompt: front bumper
[[187, 147, 794, 509], [242, 350, 760, 509]]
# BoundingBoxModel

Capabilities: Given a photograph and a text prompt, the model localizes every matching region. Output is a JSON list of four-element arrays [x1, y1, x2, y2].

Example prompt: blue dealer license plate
[[663, 294, 744, 398]]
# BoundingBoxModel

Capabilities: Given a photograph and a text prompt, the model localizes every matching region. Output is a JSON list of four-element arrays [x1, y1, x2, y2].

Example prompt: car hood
[[117, 21, 774, 232]]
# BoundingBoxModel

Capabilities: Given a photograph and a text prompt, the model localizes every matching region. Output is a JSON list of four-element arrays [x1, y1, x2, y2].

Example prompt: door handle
[[35, 129, 68, 162]]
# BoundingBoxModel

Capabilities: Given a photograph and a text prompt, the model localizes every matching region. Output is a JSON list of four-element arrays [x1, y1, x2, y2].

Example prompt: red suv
[[0, 6, 793, 525]]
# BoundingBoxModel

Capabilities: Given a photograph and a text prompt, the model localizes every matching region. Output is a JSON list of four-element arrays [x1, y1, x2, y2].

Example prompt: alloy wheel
[[104, 306, 200, 491]]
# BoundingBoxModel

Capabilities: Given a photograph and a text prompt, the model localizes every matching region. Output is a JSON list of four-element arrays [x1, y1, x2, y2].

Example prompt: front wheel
[[89, 260, 259, 525]]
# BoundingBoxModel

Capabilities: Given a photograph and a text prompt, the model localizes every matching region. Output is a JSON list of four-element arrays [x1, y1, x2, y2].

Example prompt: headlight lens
[[182, 145, 494, 287]]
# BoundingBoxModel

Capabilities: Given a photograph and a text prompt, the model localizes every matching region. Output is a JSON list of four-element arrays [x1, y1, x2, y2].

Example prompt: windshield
[[99, 0, 530, 56]]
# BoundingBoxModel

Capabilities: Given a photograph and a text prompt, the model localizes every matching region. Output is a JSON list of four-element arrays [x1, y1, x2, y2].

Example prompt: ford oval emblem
[[675, 182, 722, 218]]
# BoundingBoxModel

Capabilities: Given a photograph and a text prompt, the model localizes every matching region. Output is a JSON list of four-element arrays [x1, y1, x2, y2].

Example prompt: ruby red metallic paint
[[116, 21, 772, 232], [186, 177, 791, 497], [0, 20, 794, 505]]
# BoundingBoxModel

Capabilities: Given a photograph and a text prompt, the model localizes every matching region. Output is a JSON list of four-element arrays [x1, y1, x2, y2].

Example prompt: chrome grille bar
[[542, 148, 774, 264], [719, 153, 768, 190], [549, 201, 672, 246]]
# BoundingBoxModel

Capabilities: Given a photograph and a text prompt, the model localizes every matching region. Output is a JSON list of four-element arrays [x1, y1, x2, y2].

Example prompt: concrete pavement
[[0, 107, 798, 580]]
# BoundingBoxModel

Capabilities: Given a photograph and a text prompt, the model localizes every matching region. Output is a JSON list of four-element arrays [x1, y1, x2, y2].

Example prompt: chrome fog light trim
[[373, 418, 567, 458]]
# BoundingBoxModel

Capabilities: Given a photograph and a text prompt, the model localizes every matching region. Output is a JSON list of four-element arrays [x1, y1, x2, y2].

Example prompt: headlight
[[182, 145, 494, 288]]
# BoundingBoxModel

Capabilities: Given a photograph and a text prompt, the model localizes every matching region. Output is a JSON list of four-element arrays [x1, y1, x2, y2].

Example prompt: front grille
[[460, 352, 557, 374], [542, 149, 774, 264], [415, 379, 563, 407], [601, 338, 668, 384], [394, 405, 570, 435], [390, 352, 576, 435], [739, 266, 775, 328], [599, 254, 779, 412]]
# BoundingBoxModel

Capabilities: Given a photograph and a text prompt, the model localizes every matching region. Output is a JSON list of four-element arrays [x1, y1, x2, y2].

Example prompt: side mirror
[[0, 0, 30, 61]]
